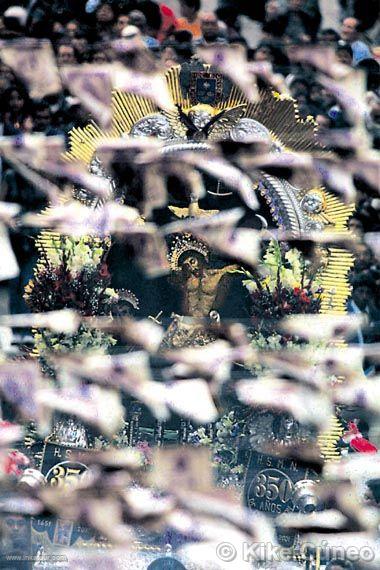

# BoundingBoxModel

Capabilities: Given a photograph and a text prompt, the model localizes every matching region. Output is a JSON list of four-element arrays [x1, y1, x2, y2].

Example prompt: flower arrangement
[[94, 425, 152, 468], [189, 411, 245, 487], [239, 240, 323, 335], [24, 235, 138, 317], [135, 440, 153, 467], [24, 234, 138, 375], [186, 243, 325, 484]]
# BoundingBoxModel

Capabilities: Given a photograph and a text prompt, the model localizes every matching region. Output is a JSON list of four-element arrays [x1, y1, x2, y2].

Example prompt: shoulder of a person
[[353, 37, 372, 50], [2, 122, 21, 137]]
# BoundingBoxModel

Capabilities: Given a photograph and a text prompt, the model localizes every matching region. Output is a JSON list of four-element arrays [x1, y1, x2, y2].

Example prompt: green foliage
[[189, 411, 245, 487], [242, 239, 322, 294]]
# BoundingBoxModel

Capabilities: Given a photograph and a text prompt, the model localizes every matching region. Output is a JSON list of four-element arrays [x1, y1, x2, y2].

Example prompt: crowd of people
[[0, 5, 379, 567], [0, 0, 379, 333], [0, 0, 378, 140]]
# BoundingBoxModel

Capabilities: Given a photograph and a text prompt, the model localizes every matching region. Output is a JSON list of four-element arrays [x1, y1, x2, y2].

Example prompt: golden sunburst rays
[[318, 415, 345, 462], [320, 247, 355, 315], [66, 91, 160, 164], [245, 89, 320, 153], [66, 65, 322, 164], [298, 189, 356, 315], [64, 64, 356, 464], [65, 61, 356, 326], [166, 64, 190, 108], [67, 121, 106, 164], [308, 191, 355, 456]]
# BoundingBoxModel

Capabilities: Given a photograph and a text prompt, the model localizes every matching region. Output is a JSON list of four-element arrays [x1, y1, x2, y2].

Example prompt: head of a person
[[348, 216, 364, 235], [179, 251, 207, 277], [309, 82, 335, 109], [289, 0, 303, 10], [265, 0, 285, 17], [341, 17, 360, 42], [161, 44, 179, 67], [3, 6, 27, 33], [134, 0, 163, 34], [318, 28, 341, 45], [95, 2, 115, 24], [357, 58, 380, 91], [336, 44, 353, 66], [352, 282, 371, 310], [254, 44, 274, 62], [297, 94, 309, 109], [52, 20, 65, 38], [289, 77, 309, 98], [127, 10, 147, 33], [0, 63, 14, 96], [200, 12, 220, 41], [4, 515, 28, 546], [3, 85, 29, 116], [115, 13, 130, 36], [179, 0, 201, 20], [32, 100, 52, 132], [56, 41, 77, 66], [355, 243, 373, 267], [173, 29, 193, 45], [272, 414, 299, 439], [71, 34, 90, 61], [91, 48, 110, 63], [65, 20, 79, 38], [161, 32, 194, 66]]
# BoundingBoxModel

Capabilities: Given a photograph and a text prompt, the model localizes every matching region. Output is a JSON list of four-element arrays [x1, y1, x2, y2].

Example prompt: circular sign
[[46, 461, 88, 489], [247, 467, 294, 515], [147, 558, 187, 570]]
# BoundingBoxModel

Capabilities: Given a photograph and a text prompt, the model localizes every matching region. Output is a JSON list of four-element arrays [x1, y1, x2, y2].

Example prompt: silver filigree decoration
[[86, 109, 324, 236], [51, 419, 88, 448], [74, 156, 115, 206], [230, 118, 271, 143], [248, 411, 312, 450], [130, 114, 174, 140], [304, 220, 324, 232], [188, 109, 213, 129], [301, 192, 324, 214]]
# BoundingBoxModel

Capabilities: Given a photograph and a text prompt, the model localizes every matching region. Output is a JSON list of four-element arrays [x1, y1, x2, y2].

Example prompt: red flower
[[4, 450, 29, 477], [99, 264, 110, 278], [293, 287, 301, 295], [350, 437, 378, 453]]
